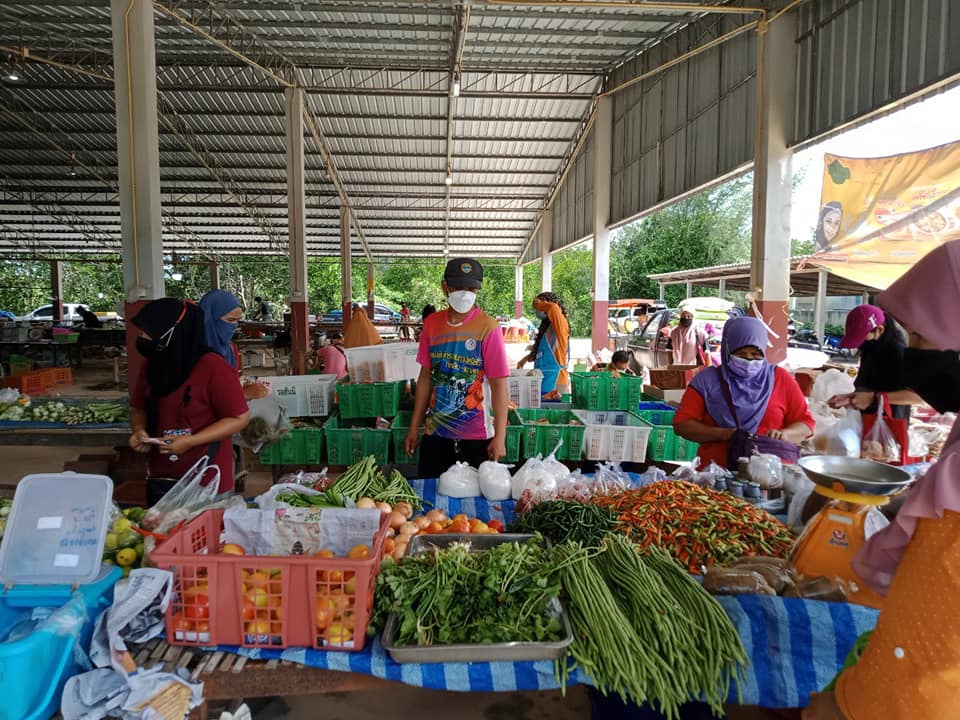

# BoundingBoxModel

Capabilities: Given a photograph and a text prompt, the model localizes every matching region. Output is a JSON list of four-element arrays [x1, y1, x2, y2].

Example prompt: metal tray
[[798, 455, 913, 496], [382, 533, 573, 664]]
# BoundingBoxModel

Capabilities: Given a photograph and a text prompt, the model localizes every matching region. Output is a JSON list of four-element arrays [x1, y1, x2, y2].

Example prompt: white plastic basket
[[572, 409, 653, 462], [257, 374, 337, 417], [344, 344, 410, 383], [508, 369, 543, 408]]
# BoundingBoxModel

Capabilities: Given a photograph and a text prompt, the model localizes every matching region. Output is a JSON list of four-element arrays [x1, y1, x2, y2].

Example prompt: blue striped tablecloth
[[217, 478, 880, 708]]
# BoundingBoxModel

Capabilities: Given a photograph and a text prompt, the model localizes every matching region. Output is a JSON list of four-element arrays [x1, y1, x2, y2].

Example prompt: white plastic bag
[[511, 456, 548, 500], [817, 409, 862, 457], [478, 461, 512, 501], [438, 461, 481, 497], [140, 456, 221, 532], [811, 368, 856, 403], [748, 454, 783, 489], [235, 395, 292, 452]]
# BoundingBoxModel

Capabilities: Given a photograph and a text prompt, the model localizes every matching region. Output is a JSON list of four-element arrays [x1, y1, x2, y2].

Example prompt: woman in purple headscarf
[[673, 316, 814, 470]]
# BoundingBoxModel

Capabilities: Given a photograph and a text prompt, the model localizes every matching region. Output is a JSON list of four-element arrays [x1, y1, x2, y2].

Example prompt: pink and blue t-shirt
[[416, 307, 510, 440]]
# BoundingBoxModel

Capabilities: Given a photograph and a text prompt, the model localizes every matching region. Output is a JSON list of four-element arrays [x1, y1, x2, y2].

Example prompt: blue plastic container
[[0, 564, 121, 720]]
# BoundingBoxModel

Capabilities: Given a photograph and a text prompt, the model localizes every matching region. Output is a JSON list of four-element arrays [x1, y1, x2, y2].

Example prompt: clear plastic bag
[[811, 368, 856, 403], [235, 396, 292, 452], [814, 408, 862, 457], [478, 461, 512, 501], [140, 456, 221, 532], [748, 454, 783, 489], [438, 461, 481, 497], [593, 461, 631, 494], [861, 396, 901, 463]]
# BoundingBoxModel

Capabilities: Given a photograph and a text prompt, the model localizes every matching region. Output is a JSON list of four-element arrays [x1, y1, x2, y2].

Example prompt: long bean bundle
[[593, 480, 793, 572], [331, 456, 422, 509], [556, 534, 747, 719]]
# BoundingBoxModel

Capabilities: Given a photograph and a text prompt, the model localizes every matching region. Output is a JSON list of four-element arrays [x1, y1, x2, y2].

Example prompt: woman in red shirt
[[128, 299, 250, 501], [674, 316, 813, 469]]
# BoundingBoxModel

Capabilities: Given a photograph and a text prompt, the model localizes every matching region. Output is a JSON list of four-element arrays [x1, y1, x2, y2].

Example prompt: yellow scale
[[790, 456, 913, 609]]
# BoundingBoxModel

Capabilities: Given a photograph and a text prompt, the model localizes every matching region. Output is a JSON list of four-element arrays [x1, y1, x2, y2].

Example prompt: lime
[[102, 557, 115, 566], [112, 517, 132, 534], [116, 530, 139, 549], [116, 548, 138, 567], [104, 532, 118, 550], [135, 543, 145, 559]]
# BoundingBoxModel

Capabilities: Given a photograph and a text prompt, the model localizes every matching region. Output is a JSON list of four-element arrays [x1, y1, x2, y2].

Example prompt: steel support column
[[749, 13, 797, 363], [111, 0, 165, 392], [685, 281, 693, 300], [340, 207, 352, 331], [285, 86, 309, 375], [541, 209, 553, 291], [208, 260, 220, 290], [50, 260, 64, 322], [814, 269, 828, 346], [591, 95, 612, 352], [514, 264, 524, 319]]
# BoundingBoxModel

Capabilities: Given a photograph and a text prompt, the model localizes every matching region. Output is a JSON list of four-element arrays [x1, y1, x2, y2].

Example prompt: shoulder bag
[[720, 379, 800, 470]]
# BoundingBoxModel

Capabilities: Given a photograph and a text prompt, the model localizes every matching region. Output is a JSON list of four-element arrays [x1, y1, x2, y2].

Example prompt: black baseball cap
[[443, 257, 483, 289]]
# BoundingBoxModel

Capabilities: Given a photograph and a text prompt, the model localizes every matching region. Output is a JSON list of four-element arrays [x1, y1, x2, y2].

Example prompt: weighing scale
[[791, 455, 913, 609]]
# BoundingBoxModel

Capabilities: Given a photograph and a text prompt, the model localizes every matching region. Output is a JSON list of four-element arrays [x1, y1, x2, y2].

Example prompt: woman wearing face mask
[[517, 292, 570, 400], [803, 240, 960, 720], [669, 309, 708, 366], [827, 304, 921, 417], [128, 299, 250, 502], [404, 258, 510, 478], [199, 290, 269, 401], [673, 316, 814, 470]]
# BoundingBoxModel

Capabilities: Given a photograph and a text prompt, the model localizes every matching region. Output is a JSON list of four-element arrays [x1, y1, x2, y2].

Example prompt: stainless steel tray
[[382, 533, 572, 664], [798, 455, 913, 496]]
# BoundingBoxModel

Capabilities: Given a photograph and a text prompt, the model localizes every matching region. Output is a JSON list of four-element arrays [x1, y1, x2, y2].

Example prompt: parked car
[[626, 307, 740, 371], [18, 303, 88, 323], [608, 299, 663, 335], [321, 303, 401, 325]]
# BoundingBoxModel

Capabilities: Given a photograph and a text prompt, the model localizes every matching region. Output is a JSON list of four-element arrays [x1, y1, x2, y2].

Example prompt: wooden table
[[129, 638, 392, 720], [0, 427, 129, 446]]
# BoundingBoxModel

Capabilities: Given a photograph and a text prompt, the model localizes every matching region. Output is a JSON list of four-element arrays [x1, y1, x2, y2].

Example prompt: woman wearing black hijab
[[128, 299, 249, 501]]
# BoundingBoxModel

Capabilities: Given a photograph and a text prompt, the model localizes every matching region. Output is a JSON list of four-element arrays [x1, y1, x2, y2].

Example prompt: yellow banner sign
[[811, 139, 960, 290]]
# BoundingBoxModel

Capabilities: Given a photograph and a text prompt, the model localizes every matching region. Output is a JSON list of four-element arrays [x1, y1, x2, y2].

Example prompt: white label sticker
[[37, 516, 63, 530], [53, 554, 80, 568]]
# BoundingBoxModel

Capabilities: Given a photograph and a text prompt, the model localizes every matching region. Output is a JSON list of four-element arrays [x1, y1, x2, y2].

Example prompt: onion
[[426, 509, 447, 523], [388, 511, 406, 530], [399, 521, 418, 537], [414, 516, 431, 530], [355, 497, 376, 510], [394, 501, 414, 519], [375, 501, 393, 514], [384, 527, 396, 538]]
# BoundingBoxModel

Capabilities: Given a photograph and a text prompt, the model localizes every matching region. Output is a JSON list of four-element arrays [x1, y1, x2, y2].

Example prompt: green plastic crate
[[259, 426, 324, 465], [636, 406, 677, 462], [673, 435, 700, 462], [390, 410, 422, 464], [390, 410, 524, 464], [515, 408, 585, 461], [336, 379, 406, 419], [324, 413, 391, 465], [570, 372, 645, 411]]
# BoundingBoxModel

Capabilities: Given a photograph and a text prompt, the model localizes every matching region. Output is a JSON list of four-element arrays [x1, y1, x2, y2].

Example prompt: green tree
[[610, 173, 754, 307]]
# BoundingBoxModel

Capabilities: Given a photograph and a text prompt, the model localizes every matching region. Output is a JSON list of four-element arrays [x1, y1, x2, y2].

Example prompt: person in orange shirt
[[803, 240, 960, 720], [517, 292, 570, 400]]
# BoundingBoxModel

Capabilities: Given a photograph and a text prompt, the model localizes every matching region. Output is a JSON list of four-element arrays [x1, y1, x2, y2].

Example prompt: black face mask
[[136, 336, 157, 358], [679, 317, 693, 328], [903, 348, 960, 413]]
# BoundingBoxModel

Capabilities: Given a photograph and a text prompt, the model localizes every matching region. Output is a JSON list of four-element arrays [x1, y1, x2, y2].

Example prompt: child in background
[[591, 350, 636, 377]]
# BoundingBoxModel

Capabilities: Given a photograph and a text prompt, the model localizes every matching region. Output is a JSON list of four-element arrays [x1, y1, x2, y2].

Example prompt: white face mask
[[447, 290, 477, 314]]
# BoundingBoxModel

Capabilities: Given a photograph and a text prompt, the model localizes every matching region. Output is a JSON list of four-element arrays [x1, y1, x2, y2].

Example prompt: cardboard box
[[648, 364, 701, 390], [642, 384, 685, 406]]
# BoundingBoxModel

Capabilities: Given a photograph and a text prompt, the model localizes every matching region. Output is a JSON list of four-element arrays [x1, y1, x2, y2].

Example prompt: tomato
[[343, 575, 357, 595], [325, 622, 353, 645], [171, 615, 193, 632], [181, 583, 209, 597], [468, 519, 489, 534], [447, 518, 470, 533], [241, 598, 256, 621], [315, 597, 333, 630], [452, 513, 469, 524], [245, 619, 271, 636], [196, 621, 210, 634], [314, 549, 335, 559], [245, 587, 269, 608], [183, 593, 210, 620], [487, 519, 504, 533], [384, 537, 395, 554], [245, 571, 270, 589], [425, 521, 445, 534], [347, 544, 370, 560]]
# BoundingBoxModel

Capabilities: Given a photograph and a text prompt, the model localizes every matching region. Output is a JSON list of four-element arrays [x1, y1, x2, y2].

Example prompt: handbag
[[720, 380, 800, 470]]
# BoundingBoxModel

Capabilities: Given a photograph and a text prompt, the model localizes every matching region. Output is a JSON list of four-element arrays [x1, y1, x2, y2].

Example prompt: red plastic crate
[[53, 367, 73, 386], [151, 508, 389, 651], [0, 368, 58, 395]]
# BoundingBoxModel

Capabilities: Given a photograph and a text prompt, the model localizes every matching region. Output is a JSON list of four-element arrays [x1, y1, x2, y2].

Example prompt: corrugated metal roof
[[0, 0, 704, 258]]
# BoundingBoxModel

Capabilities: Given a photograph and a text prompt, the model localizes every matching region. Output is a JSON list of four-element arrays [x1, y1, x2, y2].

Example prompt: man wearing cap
[[829, 304, 921, 418], [404, 258, 510, 477]]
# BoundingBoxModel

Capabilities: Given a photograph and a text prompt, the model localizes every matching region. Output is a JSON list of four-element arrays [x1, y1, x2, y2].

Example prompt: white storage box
[[257, 374, 336, 417], [508, 369, 543, 408], [573, 410, 653, 463], [344, 344, 411, 383]]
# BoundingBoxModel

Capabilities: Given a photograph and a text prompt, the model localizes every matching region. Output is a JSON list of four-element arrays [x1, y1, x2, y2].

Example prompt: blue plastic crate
[[0, 565, 121, 720]]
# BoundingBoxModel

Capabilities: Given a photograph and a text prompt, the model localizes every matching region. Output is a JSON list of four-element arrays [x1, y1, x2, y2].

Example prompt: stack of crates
[[257, 374, 337, 466], [570, 371, 645, 412], [514, 408, 586, 461], [327, 374, 404, 466], [635, 401, 699, 462]]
